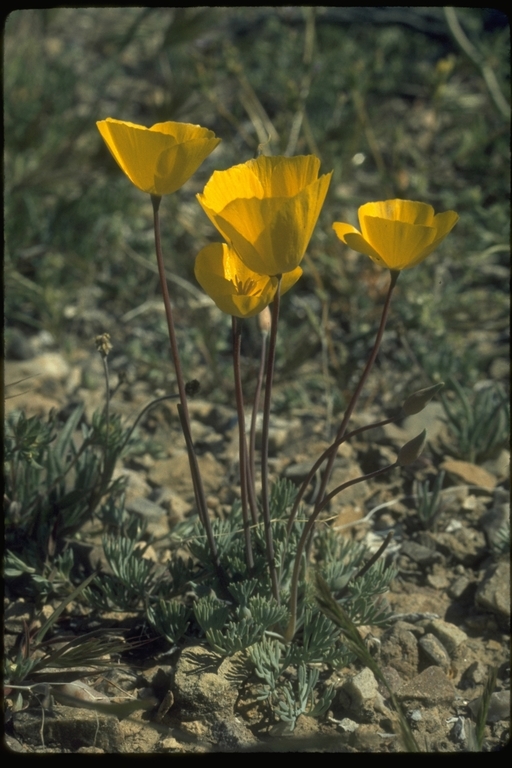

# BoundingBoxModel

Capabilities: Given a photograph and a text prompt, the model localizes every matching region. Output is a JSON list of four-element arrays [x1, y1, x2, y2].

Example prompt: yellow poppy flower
[[197, 155, 332, 276], [96, 118, 221, 196], [332, 199, 458, 270], [194, 243, 302, 318]]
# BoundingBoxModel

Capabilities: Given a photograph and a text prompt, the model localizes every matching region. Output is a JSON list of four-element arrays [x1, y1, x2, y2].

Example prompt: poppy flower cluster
[[97, 118, 458, 317]]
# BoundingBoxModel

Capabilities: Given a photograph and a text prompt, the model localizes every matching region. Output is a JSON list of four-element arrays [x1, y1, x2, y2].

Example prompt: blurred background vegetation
[[4, 8, 510, 414]]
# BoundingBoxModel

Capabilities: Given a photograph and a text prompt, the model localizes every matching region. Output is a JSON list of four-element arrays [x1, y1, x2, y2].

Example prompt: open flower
[[195, 243, 302, 318], [197, 155, 332, 276], [96, 118, 221, 196], [333, 199, 458, 270]]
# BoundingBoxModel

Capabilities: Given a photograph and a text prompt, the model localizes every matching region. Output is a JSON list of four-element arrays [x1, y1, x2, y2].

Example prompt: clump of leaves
[[4, 403, 133, 601], [414, 470, 446, 530], [145, 479, 396, 731], [4, 574, 128, 714], [440, 379, 509, 464]]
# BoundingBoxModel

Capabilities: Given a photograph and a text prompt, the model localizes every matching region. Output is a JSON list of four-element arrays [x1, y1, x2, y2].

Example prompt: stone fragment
[[380, 626, 419, 679], [426, 573, 449, 589], [447, 574, 473, 600], [173, 647, 239, 721], [468, 690, 511, 723], [418, 633, 451, 669], [343, 667, 379, 709], [149, 451, 224, 498], [13, 707, 123, 752], [401, 540, 441, 567], [397, 666, 456, 707], [440, 459, 496, 491], [475, 559, 510, 621], [428, 618, 467, 656]]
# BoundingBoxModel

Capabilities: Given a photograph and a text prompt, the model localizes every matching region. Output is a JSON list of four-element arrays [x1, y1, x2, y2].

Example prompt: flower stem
[[313, 269, 399, 513], [261, 277, 282, 602], [151, 195, 219, 569], [286, 416, 395, 535], [284, 462, 396, 642], [232, 316, 254, 572], [248, 327, 268, 525]]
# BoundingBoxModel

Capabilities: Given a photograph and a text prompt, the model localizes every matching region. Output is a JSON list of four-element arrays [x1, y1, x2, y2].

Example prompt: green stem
[[284, 462, 396, 642], [151, 195, 219, 569], [313, 270, 399, 513], [261, 277, 282, 602], [232, 316, 254, 572]]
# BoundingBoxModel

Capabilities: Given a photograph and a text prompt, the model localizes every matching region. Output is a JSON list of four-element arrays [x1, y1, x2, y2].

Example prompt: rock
[[380, 626, 419, 679], [338, 718, 358, 733], [350, 723, 387, 750], [284, 461, 319, 484], [401, 540, 441, 567], [326, 458, 369, 506], [447, 574, 473, 600], [342, 667, 379, 710], [173, 647, 239, 721], [440, 460, 497, 491], [468, 690, 511, 723], [149, 451, 225, 499], [481, 449, 510, 481], [13, 706, 123, 752], [153, 487, 192, 525], [426, 573, 449, 589], [418, 634, 451, 669], [126, 496, 167, 521], [460, 661, 488, 688], [430, 527, 487, 567], [427, 619, 467, 656], [210, 717, 258, 750], [475, 559, 510, 622], [397, 666, 456, 707]]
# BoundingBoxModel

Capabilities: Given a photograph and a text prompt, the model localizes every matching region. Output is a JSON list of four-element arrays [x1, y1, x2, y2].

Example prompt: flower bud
[[397, 429, 427, 466], [258, 306, 272, 335], [401, 383, 444, 416], [95, 333, 112, 357]]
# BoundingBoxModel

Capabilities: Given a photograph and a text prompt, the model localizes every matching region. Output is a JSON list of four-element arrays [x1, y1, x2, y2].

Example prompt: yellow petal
[[359, 199, 435, 227], [280, 267, 303, 295], [96, 118, 220, 195], [194, 243, 276, 318], [406, 210, 459, 267], [199, 163, 265, 211], [334, 200, 458, 270], [198, 155, 323, 211], [202, 173, 332, 275], [362, 216, 436, 269], [229, 294, 276, 318], [245, 155, 322, 197], [332, 222, 385, 264]]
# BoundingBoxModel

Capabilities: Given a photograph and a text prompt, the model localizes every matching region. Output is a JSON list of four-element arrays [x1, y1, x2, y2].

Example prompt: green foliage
[[490, 521, 510, 559], [414, 470, 446, 530], [440, 379, 510, 463], [85, 537, 157, 611], [248, 638, 337, 732], [4, 403, 133, 600], [4, 573, 128, 713], [146, 600, 191, 646]]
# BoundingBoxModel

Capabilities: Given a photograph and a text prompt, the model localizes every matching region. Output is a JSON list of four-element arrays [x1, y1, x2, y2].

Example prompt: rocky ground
[[4, 344, 510, 753]]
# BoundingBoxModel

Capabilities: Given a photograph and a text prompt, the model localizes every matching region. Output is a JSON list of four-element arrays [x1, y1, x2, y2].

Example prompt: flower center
[[233, 275, 257, 295]]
